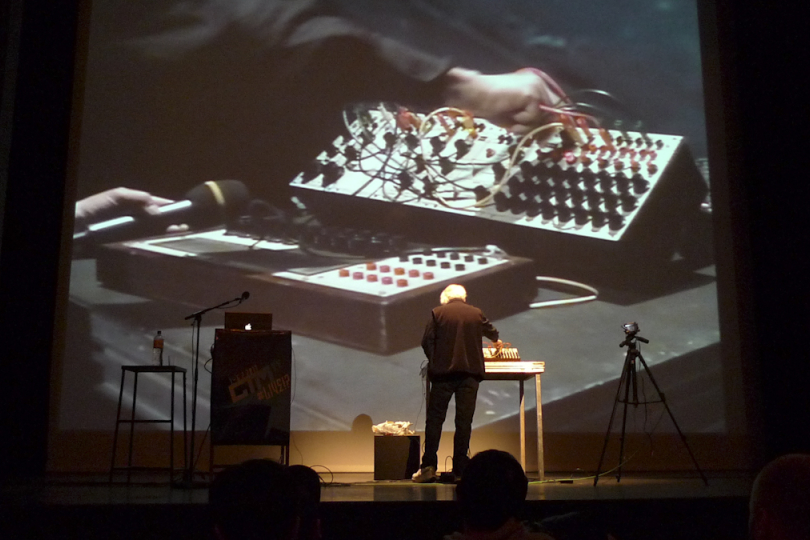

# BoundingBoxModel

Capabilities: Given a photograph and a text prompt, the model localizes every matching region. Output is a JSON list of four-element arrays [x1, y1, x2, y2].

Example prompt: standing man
[[413, 284, 503, 483]]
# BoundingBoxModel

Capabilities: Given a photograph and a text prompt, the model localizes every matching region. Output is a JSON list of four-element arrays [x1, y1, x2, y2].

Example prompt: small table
[[110, 365, 188, 483], [482, 362, 545, 480]]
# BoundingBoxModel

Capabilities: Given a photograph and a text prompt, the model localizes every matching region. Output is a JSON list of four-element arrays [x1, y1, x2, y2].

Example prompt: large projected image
[[63, 0, 721, 443]]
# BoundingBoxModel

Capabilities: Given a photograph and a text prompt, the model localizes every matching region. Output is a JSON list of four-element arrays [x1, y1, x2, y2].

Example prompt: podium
[[210, 329, 292, 468]]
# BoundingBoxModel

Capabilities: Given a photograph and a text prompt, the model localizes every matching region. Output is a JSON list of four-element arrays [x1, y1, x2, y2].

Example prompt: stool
[[109, 365, 187, 484]]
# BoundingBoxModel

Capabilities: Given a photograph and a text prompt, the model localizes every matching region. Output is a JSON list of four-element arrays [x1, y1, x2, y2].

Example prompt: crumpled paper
[[372, 421, 415, 436]]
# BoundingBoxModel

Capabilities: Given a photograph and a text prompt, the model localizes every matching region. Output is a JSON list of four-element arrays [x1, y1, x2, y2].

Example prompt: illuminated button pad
[[273, 250, 504, 297]]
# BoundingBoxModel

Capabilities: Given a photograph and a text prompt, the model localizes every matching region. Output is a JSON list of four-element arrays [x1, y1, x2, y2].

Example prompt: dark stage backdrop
[[51, 0, 750, 471]]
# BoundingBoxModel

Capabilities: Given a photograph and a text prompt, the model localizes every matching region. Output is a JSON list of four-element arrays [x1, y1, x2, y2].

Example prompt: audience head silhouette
[[289, 464, 323, 540], [456, 450, 528, 532], [749, 454, 810, 540], [209, 459, 300, 540]]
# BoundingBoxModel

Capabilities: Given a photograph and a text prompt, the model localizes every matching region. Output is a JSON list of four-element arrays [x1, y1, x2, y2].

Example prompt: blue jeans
[[421, 375, 479, 475]]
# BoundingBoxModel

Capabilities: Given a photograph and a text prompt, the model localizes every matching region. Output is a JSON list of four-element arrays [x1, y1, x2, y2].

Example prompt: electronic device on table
[[481, 346, 545, 378], [484, 361, 545, 377], [483, 346, 522, 360]]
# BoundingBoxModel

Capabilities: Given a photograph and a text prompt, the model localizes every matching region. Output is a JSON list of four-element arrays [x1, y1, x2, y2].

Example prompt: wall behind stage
[[39, 0, 776, 474]]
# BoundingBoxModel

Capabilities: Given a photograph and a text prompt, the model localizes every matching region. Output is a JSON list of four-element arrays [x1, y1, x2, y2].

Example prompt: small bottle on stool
[[152, 331, 164, 366]]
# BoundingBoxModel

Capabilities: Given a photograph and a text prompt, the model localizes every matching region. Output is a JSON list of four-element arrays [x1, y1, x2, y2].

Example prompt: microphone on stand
[[231, 291, 250, 306], [73, 180, 249, 245]]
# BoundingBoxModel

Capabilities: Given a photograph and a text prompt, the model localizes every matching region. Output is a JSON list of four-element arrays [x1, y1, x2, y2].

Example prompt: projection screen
[[58, 0, 734, 468]]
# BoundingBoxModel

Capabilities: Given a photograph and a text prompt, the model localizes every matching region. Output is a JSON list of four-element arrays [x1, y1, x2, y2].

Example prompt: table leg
[[535, 374, 544, 480], [519, 380, 526, 471]]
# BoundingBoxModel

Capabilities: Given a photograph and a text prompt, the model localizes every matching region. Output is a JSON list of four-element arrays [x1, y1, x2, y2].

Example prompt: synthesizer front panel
[[290, 106, 708, 280], [95, 229, 537, 354], [293, 108, 678, 241]]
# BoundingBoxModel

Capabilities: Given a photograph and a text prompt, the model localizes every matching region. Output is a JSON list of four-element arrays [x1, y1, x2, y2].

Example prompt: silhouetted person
[[209, 459, 301, 540], [289, 464, 323, 540], [448, 449, 553, 540], [749, 454, 810, 540]]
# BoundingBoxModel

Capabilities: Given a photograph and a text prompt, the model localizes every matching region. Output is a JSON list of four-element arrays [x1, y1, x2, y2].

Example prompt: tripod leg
[[594, 352, 632, 486], [616, 359, 638, 482], [636, 354, 709, 485]]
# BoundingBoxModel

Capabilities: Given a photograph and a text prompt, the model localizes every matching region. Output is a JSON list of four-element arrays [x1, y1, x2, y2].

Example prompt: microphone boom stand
[[180, 294, 245, 487]]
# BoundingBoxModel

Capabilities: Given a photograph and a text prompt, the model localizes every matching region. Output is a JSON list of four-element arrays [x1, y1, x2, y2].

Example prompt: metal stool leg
[[127, 371, 139, 484], [170, 370, 175, 483], [110, 368, 127, 483], [183, 371, 188, 475]]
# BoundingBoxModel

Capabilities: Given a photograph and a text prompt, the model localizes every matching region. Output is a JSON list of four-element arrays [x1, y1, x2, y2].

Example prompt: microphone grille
[[183, 180, 250, 227]]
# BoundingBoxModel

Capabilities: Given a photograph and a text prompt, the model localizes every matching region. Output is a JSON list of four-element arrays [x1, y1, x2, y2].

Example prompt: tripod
[[593, 331, 708, 486]]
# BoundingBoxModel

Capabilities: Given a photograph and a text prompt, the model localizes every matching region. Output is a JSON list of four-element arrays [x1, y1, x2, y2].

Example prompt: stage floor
[[1, 472, 752, 540], [5, 471, 752, 505]]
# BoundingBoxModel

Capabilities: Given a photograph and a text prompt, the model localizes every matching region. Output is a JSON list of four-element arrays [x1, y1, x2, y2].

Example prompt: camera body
[[622, 322, 639, 334], [620, 322, 648, 347]]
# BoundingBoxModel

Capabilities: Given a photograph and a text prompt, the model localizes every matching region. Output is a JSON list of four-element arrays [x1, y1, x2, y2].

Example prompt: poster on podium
[[211, 329, 292, 446]]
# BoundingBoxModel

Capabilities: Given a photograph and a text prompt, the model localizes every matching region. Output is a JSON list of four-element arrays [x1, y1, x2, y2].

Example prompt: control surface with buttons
[[273, 250, 501, 297], [94, 230, 536, 354], [290, 106, 701, 243]]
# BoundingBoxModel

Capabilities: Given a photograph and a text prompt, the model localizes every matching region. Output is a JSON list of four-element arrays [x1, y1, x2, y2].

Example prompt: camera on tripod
[[594, 320, 707, 485], [622, 321, 639, 334], [620, 322, 647, 347]]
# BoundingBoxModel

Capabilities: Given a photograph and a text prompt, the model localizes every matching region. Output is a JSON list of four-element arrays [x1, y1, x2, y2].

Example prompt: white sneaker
[[411, 466, 437, 483]]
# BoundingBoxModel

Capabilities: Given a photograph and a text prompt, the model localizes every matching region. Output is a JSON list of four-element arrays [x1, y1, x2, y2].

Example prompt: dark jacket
[[76, 0, 450, 204], [422, 299, 499, 381]]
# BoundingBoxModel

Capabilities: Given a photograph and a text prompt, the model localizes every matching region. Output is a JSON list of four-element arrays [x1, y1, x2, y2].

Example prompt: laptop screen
[[224, 312, 273, 331]]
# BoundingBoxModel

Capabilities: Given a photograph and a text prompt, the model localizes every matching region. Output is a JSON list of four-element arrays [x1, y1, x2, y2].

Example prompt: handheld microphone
[[73, 180, 249, 245]]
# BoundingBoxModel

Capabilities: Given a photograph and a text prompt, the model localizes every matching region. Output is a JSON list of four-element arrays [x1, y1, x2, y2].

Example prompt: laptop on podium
[[224, 312, 273, 332]]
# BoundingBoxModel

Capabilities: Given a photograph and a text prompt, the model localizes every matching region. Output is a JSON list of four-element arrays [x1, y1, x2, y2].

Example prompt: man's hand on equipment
[[443, 67, 562, 134]]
